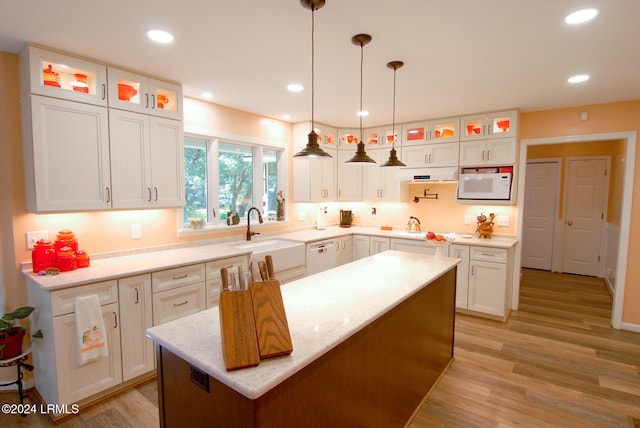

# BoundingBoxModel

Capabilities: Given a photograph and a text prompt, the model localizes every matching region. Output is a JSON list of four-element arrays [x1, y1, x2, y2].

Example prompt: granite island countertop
[[146, 250, 459, 400]]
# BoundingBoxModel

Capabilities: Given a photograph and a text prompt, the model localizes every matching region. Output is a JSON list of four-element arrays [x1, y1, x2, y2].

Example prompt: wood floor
[[1, 268, 639, 427]]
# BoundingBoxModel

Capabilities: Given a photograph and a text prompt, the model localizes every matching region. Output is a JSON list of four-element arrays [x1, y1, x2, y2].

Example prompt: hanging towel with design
[[74, 294, 108, 365]]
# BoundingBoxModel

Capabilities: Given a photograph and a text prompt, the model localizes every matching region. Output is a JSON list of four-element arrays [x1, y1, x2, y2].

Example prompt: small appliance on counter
[[316, 207, 327, 230], [339, 209, 353, 228], [405, 216, 421, 233]]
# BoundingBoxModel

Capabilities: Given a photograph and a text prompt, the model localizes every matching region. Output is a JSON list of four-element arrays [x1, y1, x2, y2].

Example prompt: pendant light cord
[[311, 6, 315, 131], [392, 66, 396, 149], [359, 41, 364, 141]]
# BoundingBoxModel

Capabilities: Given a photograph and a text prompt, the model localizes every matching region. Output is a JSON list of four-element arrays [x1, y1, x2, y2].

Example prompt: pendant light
[[294, 0, 332, 159], [381, 61, 407, 167], [345, 34, 376, 164]]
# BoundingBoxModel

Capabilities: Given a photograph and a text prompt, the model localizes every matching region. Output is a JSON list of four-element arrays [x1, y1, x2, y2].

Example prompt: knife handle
[[258, 261, 268, 281], [220, 267, 229, 292], [265, 255, 275, 280]]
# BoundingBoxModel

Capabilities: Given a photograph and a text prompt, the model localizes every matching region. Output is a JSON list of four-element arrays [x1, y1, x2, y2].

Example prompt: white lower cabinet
[[390, 238, 447, 256], [352, 235, 370, 260], [119, 274, 154, 381], [151, 263, 206, 325], [335, 235, 353, 266], [453, 244, 512, 320], [369, 237, 390, 255], [205, 256, 248, 308], [52, 302, 122, 405]]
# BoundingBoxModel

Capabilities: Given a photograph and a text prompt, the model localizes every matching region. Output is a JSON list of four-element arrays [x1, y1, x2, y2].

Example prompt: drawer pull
[[173, 300, 189, 307], [135, 287, 139, 304], [481, 253, 495, 257], [172, 274, 189, 280]]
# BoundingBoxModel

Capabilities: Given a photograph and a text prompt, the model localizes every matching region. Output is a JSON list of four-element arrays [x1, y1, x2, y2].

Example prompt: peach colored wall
[[527, 139, 625, 226], [521, 101, 640, 325]]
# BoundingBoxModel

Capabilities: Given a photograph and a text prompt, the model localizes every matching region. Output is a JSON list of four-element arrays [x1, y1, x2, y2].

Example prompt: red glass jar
[[55, 229, 78, 254], [32, 239, 56, 273], [56, 246, 77, 272], [76, 250, 90, 268]]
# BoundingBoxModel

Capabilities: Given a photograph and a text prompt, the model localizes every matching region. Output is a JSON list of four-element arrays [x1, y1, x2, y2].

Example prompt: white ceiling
[[1, 0, 639, 128]]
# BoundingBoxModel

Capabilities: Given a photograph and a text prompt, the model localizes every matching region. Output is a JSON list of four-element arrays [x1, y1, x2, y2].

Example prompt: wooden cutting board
[[219, 289, 260, 371], [249, 280, 293, 359]]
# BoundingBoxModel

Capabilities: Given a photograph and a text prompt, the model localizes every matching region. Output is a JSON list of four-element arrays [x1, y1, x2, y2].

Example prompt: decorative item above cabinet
[[460, 110, 518, 141]]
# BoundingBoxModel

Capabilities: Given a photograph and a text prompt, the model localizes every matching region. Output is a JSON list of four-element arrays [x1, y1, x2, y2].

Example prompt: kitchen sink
[[227, 239, 305, 272]]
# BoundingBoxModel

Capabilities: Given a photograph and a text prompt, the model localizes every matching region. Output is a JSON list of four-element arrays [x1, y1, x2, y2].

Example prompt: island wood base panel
[[157, 269, 456, 427]]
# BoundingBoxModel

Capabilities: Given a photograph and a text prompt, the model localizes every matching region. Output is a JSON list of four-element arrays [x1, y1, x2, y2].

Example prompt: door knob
[[567, 220, 573, 225]]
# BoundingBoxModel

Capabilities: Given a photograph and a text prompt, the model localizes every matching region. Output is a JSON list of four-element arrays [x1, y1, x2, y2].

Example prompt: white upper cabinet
[[363, 148, 409, 202], [338, 129, 362, 148], [293, 122, 336, 202], [21, 46, 108, 107], [459, 137, 518, 166], [402, 142, 459, 168], [337, 149, 364, 201], [401, 117, 460, 146], [460, 110, 518, 141], [107, 67, 182, 120]]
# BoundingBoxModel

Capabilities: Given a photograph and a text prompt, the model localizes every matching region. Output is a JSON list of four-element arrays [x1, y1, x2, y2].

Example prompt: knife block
[[219, 289, 260, 371], [249, 280, 293, 359]]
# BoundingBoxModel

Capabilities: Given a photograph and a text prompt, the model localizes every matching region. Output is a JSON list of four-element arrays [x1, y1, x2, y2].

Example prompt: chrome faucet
[[246, 207, 264, 241]]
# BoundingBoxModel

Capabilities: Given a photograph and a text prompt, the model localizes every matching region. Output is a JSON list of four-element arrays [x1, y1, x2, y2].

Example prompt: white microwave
[[457, 172, 512, 201]]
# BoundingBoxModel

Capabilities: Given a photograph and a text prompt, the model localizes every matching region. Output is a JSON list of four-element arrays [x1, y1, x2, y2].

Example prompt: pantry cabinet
[[402, 142, 459, 168], [109, 109, 184, 209], [401, 117, 460, 145]]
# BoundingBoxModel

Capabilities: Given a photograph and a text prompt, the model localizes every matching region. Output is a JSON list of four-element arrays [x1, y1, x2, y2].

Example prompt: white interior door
[[522, 161, 558, 270], [562, 159, 607, 276]]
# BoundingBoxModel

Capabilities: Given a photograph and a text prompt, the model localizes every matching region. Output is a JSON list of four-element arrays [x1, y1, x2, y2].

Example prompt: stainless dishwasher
[[305, 239, 337, 276]]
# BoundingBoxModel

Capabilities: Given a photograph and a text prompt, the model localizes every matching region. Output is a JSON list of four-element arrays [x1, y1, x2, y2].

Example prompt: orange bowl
[[496, 120, 510, 132], [118, 84, 137, 101]]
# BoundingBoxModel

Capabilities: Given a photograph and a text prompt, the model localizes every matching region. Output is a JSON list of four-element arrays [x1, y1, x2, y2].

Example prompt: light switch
[[464, 214, 472, 225]]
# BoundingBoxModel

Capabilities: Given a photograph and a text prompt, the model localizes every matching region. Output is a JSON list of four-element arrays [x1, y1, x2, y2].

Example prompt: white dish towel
[[74, 294, 108, 365]]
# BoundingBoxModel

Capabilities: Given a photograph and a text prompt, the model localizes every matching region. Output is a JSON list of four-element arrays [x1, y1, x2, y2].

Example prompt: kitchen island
[[146, 250, 459, 427]]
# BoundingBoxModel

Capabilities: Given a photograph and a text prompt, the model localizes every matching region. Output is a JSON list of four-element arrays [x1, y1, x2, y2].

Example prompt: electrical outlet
[[464, 214, 472, 225], [131, 224, 142, 239], [297, 211, 306, 221], [497, 216, 510, 227], [26, 230, 49, 250]]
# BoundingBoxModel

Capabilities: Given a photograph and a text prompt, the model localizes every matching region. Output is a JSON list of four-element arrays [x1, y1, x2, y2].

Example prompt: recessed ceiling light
[[357, 110, 369, 117], [568, 74, 590, 83], [201, 92, 213, 99], [146, 29, 174, 44], [282, 114, 291, 120], [564, 8, 599, 24], [287, 83, 304, 92]]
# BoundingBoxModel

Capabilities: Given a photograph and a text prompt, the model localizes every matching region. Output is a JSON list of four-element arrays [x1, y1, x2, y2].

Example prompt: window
[[183, 135, 283, 228]]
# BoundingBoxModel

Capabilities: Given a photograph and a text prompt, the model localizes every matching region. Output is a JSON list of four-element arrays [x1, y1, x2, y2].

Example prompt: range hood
[[396, 167, 458, 182]]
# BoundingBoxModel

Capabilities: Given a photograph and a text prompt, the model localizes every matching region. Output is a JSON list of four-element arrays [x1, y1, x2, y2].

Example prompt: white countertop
[[22, 243, 251, 290], [146, 250, 459, 400]]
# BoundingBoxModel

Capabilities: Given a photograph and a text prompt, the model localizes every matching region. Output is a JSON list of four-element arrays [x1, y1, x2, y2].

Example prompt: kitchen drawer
[[205, 256, 248, 281], [51, 280, 118, 317], [206, 293, 220, 310], [152, 263, 206, 293], [152, 283, 205, 325], [469, 246, 507, 263]]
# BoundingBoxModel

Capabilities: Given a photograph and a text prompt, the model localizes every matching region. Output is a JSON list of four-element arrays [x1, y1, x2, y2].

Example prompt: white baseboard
[[620, 322, 640, 334]]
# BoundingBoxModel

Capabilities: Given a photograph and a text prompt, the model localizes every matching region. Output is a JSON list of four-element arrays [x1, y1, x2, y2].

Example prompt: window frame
[[180, 132, 287, 234]]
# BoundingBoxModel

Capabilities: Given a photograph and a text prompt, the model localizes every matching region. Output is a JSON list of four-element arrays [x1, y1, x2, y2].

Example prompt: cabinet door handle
[[486, 150, 490, 160], [145, 93, 149, 108], [113, 312, 118, 328], [106, 187, 111, 203], [482, 150, 486, 161], [212, 207, 216, 218], [154, 187, 158, 201], [147, 187, 152, 202], [172, 274, 188, 280], [173, 300, 188, 307], [151, 94, 156, 109], [101, 84, 106, 100], [135, 287, 139, 304], [471, 266, 476, 275], [424, 154, 428, 164]]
